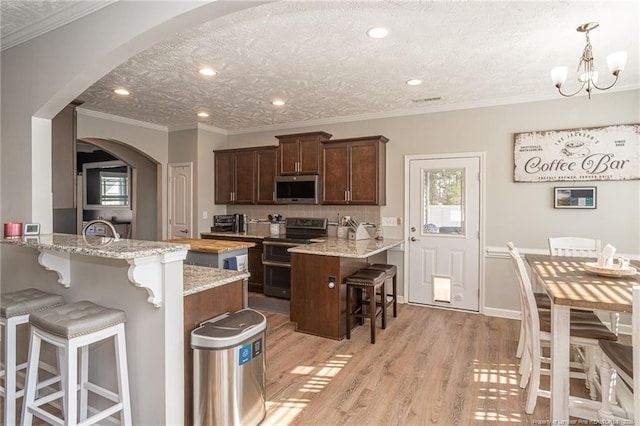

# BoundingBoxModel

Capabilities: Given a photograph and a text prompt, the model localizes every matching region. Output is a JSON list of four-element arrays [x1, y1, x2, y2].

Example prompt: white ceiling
[[2, 1, 639, 133]]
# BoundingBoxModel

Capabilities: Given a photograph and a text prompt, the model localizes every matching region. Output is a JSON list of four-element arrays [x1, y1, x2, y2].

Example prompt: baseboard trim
[[483, 307, 521, 320]]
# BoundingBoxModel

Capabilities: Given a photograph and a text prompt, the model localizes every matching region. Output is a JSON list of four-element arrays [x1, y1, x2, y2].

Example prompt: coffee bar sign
[[514, 124, 640, 182]]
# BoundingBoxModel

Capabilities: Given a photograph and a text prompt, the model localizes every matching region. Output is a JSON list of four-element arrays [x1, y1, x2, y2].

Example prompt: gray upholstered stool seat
[[29, 300, 126, 338], [363, 263, 398, 318], [22, 300, 131, 425], [1, 288, 64, 319], [1, 289, 64, 426], [346, 269, 386, 344]]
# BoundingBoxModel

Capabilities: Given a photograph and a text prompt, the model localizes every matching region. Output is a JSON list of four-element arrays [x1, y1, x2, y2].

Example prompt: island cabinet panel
[[321, 135, 388, 205], [291, 252, 383, 340], [201, 234, 265, 293], [276, 131, 332, 175], [214, 149, 255, 204], [255, 146, 278, 204], [183, 280, 244, 426]]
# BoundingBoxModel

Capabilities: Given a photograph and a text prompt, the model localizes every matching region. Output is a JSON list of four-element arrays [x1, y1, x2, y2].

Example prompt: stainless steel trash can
[[191, 309, 267, 426]]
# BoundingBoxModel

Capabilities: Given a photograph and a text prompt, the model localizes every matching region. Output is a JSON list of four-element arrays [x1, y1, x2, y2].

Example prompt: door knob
[[180, 229, 188, 233], [410, 236, 418, 242]]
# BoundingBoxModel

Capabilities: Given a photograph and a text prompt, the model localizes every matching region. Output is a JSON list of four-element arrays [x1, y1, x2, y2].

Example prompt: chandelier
[[550, 22, 627, 99]]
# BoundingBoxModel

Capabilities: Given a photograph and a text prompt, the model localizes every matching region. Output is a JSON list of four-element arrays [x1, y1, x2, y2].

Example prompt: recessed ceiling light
[[272, 99, 285, 106], [198, 67, 217, 76], [113, 88, 130, 96], [197, 112, 209, 118], [406, 79, 423, 86], [366, 27, 389, 39]]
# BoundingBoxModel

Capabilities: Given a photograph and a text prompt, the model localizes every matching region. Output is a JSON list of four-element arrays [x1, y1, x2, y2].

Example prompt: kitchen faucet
[[82, 219, 120, 240]]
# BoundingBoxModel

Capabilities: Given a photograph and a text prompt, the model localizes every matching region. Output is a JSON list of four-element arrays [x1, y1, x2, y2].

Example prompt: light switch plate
[[202, 211, 208, 219]]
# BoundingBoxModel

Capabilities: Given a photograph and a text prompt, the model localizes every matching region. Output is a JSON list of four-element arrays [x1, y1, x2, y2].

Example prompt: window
[[423, 168, 465, 235]]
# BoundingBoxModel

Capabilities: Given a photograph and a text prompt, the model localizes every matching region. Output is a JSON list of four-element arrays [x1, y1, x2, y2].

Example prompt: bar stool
[[22, 300, 132, 425], [1, 288, 65, 426], [346, 269, 386, 344], [363, 263, 398, 317]]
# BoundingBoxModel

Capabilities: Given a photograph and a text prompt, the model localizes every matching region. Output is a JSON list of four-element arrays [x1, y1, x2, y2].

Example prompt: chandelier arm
[[557, 81, 587, 98], [590, 74, 620, 91]]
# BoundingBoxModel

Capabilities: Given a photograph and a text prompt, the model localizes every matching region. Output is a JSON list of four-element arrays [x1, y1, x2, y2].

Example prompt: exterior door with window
[[408, 155, 480, 312]]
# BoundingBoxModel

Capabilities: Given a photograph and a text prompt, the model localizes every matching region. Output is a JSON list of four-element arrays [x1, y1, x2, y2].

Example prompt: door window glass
[[423, 168, 465, 235]]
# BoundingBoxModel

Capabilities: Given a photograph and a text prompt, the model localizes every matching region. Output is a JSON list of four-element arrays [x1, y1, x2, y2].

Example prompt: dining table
[[525, 254, 640, 422]]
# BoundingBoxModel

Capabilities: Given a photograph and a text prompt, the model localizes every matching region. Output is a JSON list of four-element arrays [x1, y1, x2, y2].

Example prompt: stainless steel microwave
[[274, 175, 321, 204]]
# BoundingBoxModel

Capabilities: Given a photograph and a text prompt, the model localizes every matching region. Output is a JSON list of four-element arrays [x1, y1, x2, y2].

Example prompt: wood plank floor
[[260, 304, 586, 426]]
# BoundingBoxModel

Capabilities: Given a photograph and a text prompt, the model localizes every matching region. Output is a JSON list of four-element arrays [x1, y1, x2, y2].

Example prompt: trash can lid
[[191, 309, 267, 349]]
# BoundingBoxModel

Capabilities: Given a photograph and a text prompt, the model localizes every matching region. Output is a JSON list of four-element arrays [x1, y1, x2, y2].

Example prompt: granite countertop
[[183, 264, 250, 296], [165, 238, 254, 253], [1, 233, 189, 260], [288, 237, 403, 258]]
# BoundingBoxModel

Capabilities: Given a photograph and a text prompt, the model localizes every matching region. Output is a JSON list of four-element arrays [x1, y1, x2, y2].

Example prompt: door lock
[[411, 226, 416, 232]]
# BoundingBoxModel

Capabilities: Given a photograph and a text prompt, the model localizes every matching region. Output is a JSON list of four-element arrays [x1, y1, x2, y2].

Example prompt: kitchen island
[[288, 237, 403, 340], [166, 237, 255, 269], [0, 234, 247, 425]]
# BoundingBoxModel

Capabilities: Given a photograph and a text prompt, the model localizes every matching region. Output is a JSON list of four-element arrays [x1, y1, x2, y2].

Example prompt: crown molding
[[1, 1, 116, 52], [168, 122, 229, 136], [77, 108, 168, 132]]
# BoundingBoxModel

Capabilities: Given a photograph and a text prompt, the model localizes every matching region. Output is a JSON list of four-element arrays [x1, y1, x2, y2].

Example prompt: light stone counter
[[288, 237, 403, 258], [200, 231, 270, 239], [1, 233, 188, 259], [183, 264, 250, 296]]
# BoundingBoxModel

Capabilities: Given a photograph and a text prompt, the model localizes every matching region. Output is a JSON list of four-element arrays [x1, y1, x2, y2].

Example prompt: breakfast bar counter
[[1, 233, 188, 425], [289, 236, 403, 258]]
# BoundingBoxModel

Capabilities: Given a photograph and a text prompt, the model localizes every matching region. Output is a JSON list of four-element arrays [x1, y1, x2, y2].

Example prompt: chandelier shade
[[550, 22, 626, 99]]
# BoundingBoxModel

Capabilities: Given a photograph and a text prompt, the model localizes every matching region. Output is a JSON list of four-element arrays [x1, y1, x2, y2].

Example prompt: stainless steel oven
[[262, 217, 328, 300]]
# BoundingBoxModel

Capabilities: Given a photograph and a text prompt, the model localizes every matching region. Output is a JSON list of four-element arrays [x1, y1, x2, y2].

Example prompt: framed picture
[[23, 223, 41, 235], [554, 187, 597, 209]]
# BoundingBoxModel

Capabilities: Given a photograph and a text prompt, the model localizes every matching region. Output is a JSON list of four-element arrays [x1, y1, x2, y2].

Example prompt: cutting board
[[165, 238, 255, 253]]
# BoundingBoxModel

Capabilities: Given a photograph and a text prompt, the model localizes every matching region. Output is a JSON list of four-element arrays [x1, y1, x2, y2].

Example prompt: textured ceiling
[[2, 1, 639, 133]]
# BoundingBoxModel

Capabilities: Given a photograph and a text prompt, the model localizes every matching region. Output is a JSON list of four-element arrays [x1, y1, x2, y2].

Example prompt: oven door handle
[[262, 260, 291, 268]]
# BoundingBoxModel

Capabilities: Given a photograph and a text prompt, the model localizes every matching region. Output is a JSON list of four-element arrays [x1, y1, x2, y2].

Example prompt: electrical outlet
[[382, 216, 398, 227], [202, 211, 208, 220]]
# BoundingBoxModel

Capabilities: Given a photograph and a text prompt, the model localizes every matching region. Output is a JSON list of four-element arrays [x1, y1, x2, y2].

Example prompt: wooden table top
[[164, 238, 255, 254], [525, 254, 640, 313]]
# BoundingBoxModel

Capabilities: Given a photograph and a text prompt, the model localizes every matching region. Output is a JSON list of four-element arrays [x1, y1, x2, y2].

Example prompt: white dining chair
[[598, 286, 639, 424], [548, 237, 601, 258], [507, 244, 618, 414]]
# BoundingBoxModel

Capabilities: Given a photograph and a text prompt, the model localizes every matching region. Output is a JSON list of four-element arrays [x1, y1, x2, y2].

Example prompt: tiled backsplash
[[226, 205, 381, 226]]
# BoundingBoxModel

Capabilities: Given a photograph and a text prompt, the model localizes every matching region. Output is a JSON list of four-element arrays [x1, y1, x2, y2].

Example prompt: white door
[[407, 155, 481, 311], [168, 163, 192, 239]]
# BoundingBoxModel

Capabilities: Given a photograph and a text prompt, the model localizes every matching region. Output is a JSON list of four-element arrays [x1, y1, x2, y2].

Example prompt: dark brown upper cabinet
[[276, 131, 332, 175], [214, 149, 255, 204], [255, 146, 278, 204], [321, 136, 388, 205]]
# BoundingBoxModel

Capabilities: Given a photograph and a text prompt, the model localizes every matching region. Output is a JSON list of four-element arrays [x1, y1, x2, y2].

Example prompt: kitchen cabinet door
[[214, 151, 235, 204], [321, 136, 388, 205], [255, 147, 277, 204], [214, 150, 255, 204], [233, 150, 255, 204], [349, 142, 379, 204], [276, 131, 332, 175], [321, 143, 350, 204]]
